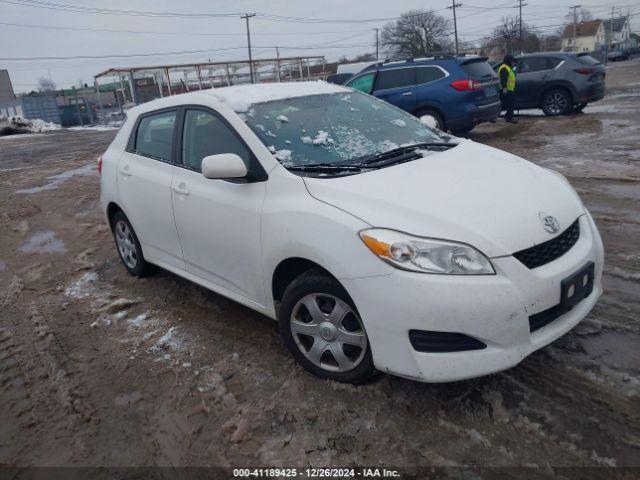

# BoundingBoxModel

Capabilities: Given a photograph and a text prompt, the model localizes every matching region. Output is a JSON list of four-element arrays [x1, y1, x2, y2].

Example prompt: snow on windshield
[[243, 91, 447, 167]]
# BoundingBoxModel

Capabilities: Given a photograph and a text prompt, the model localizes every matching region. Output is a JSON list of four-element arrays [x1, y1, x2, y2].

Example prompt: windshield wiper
[[286, 163, 362, 173], [357, 142, 457, 167]]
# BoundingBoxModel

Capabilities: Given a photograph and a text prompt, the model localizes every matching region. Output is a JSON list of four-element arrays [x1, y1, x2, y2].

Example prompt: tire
[[541, 88, 571, 116], [572, 102, 587, 113], [278, 271, 376, 384], [111, 211, 155, 277], [416, 109, 445, 131]]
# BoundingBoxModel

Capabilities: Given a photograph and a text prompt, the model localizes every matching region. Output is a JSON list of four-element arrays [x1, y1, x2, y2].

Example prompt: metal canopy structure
[[94, 55, 327, 107]]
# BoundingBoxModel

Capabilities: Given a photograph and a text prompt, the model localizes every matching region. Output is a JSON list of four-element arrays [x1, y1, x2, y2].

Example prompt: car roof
[[126, 81, 350, 116], [516, 52, 573, 58], [361, 55, 487, 73]]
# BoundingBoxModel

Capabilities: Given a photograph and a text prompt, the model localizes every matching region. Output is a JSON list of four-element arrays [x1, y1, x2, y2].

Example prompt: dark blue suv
[[344, 56, 500, 134]]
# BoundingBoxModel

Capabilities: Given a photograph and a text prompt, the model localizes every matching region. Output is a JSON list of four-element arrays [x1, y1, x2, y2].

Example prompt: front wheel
[[542, 89, 571, 116], [572, 102, 587, 113], [278, 272, 376, 384]]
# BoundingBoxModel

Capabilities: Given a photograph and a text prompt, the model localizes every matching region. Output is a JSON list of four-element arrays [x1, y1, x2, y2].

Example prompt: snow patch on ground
[[16, 163, 96, 194], [127, 313, 149, 327], [0, 115, 60, 136], [19, 231, 66, 254], [67, 124, 121, 131], [65, 272, 98, 299]]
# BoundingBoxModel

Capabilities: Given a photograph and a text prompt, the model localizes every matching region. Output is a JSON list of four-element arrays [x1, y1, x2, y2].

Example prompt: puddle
[[0, 260, 6, 271], [19, 231, 66, 254], [603, 184, 640, 201], [16, 163, 96, 194]]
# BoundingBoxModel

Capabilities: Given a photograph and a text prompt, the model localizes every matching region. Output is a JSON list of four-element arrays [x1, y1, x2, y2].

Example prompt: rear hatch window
[[460, 59, 496, 80], [576, 54, 601, 66]]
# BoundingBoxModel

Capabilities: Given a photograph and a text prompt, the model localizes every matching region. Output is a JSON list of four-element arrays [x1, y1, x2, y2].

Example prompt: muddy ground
[[1, 59, 639, 475]]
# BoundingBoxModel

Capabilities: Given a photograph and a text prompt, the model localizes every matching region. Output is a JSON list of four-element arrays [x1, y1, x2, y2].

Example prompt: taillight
[[97, 155, 103, 175], [450, 79, 482, 91], [574, 67, 596, 75]]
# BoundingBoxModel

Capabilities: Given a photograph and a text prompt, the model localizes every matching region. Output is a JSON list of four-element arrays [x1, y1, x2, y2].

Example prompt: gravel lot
[[1, 59, 639, 474]]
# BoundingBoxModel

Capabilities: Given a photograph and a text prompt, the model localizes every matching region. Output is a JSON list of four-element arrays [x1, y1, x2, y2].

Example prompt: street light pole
[[374, 28, 379, 60], [241, 13, 256, 84]]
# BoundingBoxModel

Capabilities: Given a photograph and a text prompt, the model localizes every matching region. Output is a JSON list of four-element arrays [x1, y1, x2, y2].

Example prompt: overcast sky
[[1, 0, 637, 93]]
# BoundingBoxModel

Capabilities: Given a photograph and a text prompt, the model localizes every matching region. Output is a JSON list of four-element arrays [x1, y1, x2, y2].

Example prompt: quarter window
[[181, 109, 250, 172], [134, 110, 176, 161], [374, 68, 415, 91], [347, 72, 375, 94], [416, 66, 446, 84]]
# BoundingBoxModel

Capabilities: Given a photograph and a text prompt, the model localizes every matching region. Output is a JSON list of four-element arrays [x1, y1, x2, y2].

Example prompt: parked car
[[326, 73, 354, 85], [100, 82, 604, 384], [495, 52, 606, 115], [343, 55, 501, 134], [607, 49, 630, 62]]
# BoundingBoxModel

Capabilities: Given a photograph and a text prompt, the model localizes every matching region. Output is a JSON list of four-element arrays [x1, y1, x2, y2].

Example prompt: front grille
[[513, 219, 580, 269], [409, 330, 487, 353]]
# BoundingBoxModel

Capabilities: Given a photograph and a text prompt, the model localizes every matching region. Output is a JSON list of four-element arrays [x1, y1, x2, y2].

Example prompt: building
[[0, 69, 22, 117], [603, 17, 633, 51], [561, 20, 606, 53]]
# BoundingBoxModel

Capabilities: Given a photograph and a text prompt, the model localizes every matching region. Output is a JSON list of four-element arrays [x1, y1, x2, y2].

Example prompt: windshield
[[241, 91, 449, 167]]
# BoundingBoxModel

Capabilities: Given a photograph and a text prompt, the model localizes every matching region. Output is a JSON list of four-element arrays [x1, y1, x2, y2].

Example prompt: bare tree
[[482, 15, 540, 57], [381, 10, 452, 59], [37, 77, 56, 92]]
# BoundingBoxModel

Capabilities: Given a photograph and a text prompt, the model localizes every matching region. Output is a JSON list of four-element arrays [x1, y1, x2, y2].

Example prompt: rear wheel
[[417, 109, 444, 131], [111, 211, 154, 277], [542, 89, 571, 116], [278, 272, 376, 384]]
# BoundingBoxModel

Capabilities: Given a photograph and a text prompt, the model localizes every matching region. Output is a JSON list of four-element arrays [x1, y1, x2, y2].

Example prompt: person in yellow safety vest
[[498, 54, 518, 124]]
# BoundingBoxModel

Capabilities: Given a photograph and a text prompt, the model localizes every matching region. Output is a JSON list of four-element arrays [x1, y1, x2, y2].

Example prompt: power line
[[0, 21, 372, 37]]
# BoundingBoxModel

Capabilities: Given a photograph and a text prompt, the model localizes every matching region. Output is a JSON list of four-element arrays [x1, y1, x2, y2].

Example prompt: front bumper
[[341, 213, 604, 383]]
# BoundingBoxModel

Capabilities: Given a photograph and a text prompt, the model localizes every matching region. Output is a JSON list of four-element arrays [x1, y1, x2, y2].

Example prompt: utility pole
[[569, 5, 581, 52], [374, 28, 379, 60], [518, 0, 528, 53], [448, 1, 462, 55], [605, 6, 614, 65], [241, 13, 256, 84]]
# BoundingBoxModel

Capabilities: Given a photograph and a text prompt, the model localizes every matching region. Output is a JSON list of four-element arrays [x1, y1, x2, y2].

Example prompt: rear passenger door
[[118, 109, 185, 269], [372, 67, 417, 112], [514, 57, 556, 108]]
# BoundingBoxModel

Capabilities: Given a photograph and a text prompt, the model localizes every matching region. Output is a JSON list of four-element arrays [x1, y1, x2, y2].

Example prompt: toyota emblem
[[539, 212, 560, 234]]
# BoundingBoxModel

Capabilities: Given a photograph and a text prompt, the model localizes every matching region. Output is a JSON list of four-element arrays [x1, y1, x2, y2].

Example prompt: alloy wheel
[[545, 92, 568, 115], [290, 293, 367, 372], [115, 220, 138, 269]]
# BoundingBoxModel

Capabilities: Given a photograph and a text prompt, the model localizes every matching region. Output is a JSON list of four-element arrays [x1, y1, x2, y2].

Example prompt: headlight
[[359, 228, 495, 275]]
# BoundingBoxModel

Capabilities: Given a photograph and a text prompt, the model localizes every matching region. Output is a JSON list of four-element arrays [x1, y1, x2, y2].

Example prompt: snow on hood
[[302, 141, 586, 257], [207, 81, 349, 113]]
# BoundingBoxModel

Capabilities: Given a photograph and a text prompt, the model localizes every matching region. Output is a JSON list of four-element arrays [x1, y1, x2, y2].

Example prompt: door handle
[[402, 91, 413, 96], [119, 165, 131, 176], [172, 184, 190, 196]]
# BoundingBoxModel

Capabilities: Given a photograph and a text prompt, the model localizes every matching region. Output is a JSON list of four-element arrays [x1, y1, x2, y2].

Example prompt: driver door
[[171, 107, 267, 306]]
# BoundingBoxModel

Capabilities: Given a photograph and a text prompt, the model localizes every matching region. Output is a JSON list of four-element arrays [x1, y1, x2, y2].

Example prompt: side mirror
[[201, 153, 248, 179]]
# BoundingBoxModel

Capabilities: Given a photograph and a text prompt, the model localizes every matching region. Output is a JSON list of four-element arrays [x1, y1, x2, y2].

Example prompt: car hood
[[302, 140, 585, 257]]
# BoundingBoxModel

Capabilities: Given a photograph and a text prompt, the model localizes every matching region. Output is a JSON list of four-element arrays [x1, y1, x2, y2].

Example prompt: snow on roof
[[206, 81, 349, 112]]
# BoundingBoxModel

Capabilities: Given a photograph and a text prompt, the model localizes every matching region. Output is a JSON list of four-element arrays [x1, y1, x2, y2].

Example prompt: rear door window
[[374, 68, 415, 91], [416, 66, 446, 84], [518, 57, 550, 73], [461, 61, 495, 79], [347, 72, 375, 94], [134, 110, 177, 162], [547, 57, 563, 69]]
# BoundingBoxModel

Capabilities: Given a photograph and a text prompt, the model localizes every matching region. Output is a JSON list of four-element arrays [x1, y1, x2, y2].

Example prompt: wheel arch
[[271, 257, 341, 304], [106, 201, 124, 231]]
